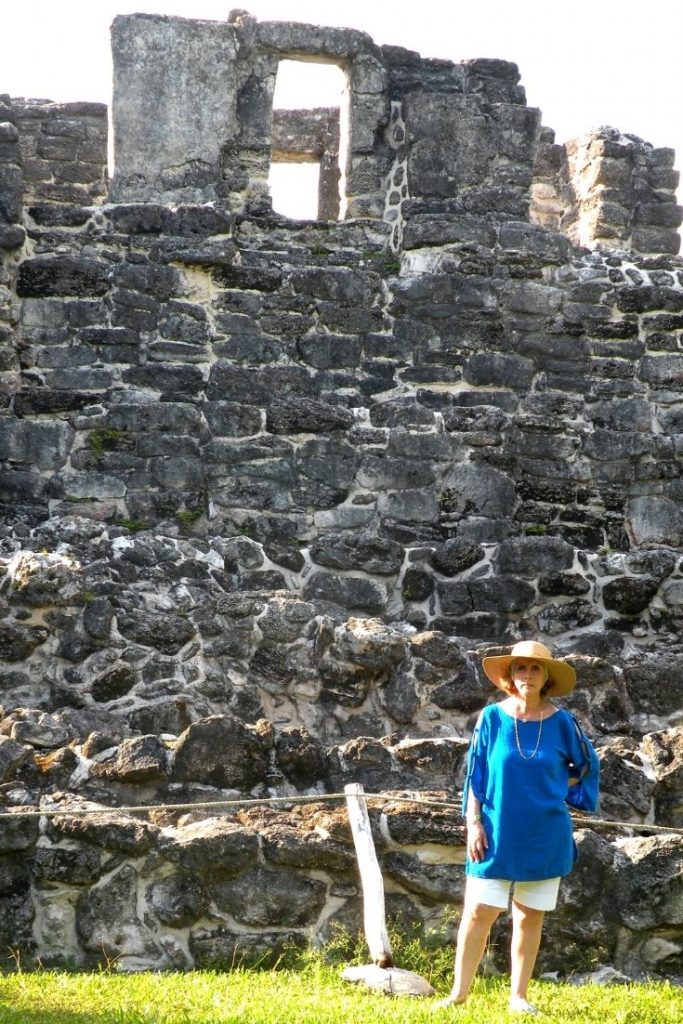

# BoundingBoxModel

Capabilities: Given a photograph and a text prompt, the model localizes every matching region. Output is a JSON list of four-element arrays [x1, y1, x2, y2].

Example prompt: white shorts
[[465, 875, 561, 912]]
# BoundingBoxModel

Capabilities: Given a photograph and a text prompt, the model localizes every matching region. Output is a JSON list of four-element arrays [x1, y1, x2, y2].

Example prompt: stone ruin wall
[[0, 10, 682, 980]]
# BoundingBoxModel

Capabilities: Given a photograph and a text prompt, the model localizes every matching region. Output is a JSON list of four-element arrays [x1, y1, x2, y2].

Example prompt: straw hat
[[481, 640, 577, 697]]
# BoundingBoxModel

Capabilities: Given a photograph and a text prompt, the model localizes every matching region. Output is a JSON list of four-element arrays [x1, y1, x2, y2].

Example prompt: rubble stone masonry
[[0, 12, 682, 980]]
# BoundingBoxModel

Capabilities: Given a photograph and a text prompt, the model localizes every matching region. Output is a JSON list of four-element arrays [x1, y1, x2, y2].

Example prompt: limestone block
[[116, 611, 195, 655], [555, 828, 616, 916], [17, 256, 111, 298], [494, 536, 574, 575], [262, 823, 353, 871], [8, 710, 70, 749], [274, 726, 326, 786], [610, 836, 683, 930], [110, 15, 239, 201], [171, 714, 273, 789], [266, 396, 354, 434], [468, 576, 536, 613], [405, 93, 491, 197], [0, 621, 49, 662], [631, 225, 681, 255], [255, 20, 372, 59], [408, 631, 465, 668], [47, 813, 160, 856], [383, 851, 465, 904], [439, 463, 516, 519], [379, 669, 419, 723], [601, 576, 660, 616], [210, 864, 327, 926], [34, 846, 101, 885], [464, 351, 534, 389], [0, 162, 22, 223], [147, 873, 209, 928], [641, 729, 683, 826], [303, 572, 387, 614], [626, 496, 683, 547], [309, 531, 404, 575], [429, 667, 492, 713], [76, 864, 160, 960], [160, 818, 259, 874], [92, 735, 169, 784]]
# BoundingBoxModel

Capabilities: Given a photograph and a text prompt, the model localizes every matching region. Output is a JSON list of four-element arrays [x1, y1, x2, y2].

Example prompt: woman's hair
[[499, 658, 552, 697]]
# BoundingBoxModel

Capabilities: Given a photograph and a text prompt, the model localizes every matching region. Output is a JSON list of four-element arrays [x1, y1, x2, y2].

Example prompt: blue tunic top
[[462, 703, 600, 882]]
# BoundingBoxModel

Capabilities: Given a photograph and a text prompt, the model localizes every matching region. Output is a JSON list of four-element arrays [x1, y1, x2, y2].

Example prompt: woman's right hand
[[467, 820, 488, 862]]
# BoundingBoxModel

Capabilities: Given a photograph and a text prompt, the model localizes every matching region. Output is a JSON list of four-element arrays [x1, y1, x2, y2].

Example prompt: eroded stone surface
[[0, 9, 682, 981]]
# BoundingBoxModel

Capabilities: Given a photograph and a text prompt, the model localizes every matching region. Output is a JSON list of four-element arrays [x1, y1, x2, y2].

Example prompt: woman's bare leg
[[510, 900, 545, 1004], [437, 901, 501, 1006]]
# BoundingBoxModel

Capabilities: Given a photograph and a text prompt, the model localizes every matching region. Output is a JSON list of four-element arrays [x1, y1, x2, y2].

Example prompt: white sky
[[4, 0, 683, 212]]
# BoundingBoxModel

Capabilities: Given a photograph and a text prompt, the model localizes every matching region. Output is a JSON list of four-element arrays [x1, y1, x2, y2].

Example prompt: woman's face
[[511, 658, 547, 698]]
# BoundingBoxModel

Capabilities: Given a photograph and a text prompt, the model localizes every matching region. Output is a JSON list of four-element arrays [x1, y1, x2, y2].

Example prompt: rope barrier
[[0, 790, 681, 835]]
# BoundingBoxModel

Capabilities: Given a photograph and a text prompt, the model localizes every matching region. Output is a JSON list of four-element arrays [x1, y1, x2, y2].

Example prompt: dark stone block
[[117, 612, 195, 655], [0, 224, 25, 249], [210, 864, 327, 929], [468, 576, 536, 613], [494, 536, 574, 576], [368, 397, 435, 429], [47, 814, 159, 856], [297, 334, 363, 369], [171, 714, 272, 790], [17, 257, 110, 297], [147, 874, 209, 927], [402, 567, 434, 601], [114, 261, 178, 300], [430, 664, 491, 712], [537, 599, 601, 635], [538, 572, 591, 597], [303, 572, 387, 614], [93, 735, 168, 784], [28, 204, 91, 227], [435, 581, 472, 616], [0, 621, 49, 662], [0, 806, 39, 851], [211, 264, 283, 292], [383, 851, 464, 904], [122, 363, 205, 397], [310, 532, 403, 575], [91, 664, 136, 703], [34, 846, 101, 885], [464, 352, 534, 389], [160, 815, 259, 872], [0, 163, 22, 222], [602, 576, 660, 616], [13, 388, 108, 417], [266, 396, 353, 434], [379, 670, 419, 724], [106, 204, 173, 234], [431, 538, 485, 576]]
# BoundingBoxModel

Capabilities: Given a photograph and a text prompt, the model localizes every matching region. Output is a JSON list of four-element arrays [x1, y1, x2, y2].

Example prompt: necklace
[[513, 709, 544, 760]]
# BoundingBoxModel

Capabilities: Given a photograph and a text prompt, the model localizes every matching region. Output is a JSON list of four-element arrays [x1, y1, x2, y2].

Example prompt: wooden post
[[344, 782, 394, 968]]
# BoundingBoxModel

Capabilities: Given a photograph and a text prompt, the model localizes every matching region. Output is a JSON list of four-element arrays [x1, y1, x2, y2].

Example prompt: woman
[[435, 640, 599, 1016]]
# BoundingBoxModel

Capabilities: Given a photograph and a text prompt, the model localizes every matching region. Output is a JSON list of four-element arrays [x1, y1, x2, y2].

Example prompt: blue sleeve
[[563, 711, 600, 813], [461, 711, 488, 816]]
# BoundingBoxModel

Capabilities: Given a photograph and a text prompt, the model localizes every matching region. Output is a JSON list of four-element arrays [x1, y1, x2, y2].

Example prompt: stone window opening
[[269, 59, 347, 221]]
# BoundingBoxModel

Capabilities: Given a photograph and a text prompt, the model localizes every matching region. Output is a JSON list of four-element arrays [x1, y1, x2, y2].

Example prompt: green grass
[[0, 955, 679, 1024]]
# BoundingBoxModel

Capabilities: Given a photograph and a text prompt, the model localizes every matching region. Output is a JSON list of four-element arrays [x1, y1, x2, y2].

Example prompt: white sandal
[[509, 996, 540, 1015], [431, 995, 465, 1011]]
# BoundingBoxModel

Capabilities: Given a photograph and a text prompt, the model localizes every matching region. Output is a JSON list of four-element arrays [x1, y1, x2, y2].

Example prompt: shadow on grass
[[0, 1000, 157, 1024], [0, 1011, 113, 1024]]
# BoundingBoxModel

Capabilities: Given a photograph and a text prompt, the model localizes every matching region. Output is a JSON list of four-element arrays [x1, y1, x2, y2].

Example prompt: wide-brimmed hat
[[481, 640, 577, 697]]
